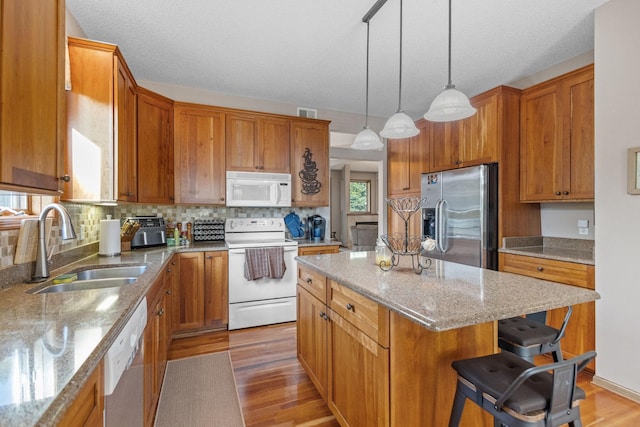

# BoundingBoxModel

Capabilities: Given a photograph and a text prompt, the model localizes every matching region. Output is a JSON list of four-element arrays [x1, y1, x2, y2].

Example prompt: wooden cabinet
[[143, 263, 173, 427], [204, 250, 229, 329], [172, 251, 228, 336], [0, 0, 66, 194], [500, 253, 595, 370], [298, 245, 340, 256], [327, 280, 390, 427], [429, 86, 521, 172], [137, 87, 175, 204], [290, 120, 331, 207], [174, 103, 226, 204], [387, 203, 422, 236], [297, 264, 390, 427], [63, 37, 137, 202], [387, 119, 430, 195], [520, 65, 594, 202], [58, 360, 104, 427], [115, 57, 138, 202], [226, 113, 290, 173], [297, 284, 329, 399]]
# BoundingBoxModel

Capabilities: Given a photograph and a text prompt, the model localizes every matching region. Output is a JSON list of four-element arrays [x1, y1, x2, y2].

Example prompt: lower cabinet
[[298, 245, 340, 256], [58, 360, 104, 427], [499, 253, 596, 370], [172, 251, 228, 336], [143, 264, 173, 427], [296, 266, 390, 427]]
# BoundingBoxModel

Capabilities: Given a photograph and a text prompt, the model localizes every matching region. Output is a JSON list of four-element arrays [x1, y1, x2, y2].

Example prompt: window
[[349, 180, 370, 213], [0, 191, 54, 230]]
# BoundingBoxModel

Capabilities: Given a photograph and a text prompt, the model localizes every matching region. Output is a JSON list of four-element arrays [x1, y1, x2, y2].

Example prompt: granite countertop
[[0, 242, 226, 427], [499, 236, 595, 265], [296, 251, 600, 332]]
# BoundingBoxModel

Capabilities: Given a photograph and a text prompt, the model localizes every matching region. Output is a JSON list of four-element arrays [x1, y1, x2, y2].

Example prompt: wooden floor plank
[[168, 322, 640, 427]]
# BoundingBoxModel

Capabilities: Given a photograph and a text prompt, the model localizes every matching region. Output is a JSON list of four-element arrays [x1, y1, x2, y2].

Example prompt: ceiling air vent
[[297, 107, 317, 119]]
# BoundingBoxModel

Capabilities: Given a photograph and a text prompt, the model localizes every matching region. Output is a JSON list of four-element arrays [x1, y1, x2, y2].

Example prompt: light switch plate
[[578, 219, 589, 228]]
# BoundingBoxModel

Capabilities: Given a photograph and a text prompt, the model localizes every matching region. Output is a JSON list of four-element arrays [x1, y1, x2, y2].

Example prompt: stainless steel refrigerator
[[421, 164, 498, 270]]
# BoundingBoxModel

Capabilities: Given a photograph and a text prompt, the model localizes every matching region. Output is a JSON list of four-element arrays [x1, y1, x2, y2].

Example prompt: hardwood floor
[[168, 322, 640, 427]]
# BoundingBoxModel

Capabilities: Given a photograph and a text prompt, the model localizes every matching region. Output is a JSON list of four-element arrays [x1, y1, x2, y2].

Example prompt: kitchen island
[[295, 251, 600, 426]]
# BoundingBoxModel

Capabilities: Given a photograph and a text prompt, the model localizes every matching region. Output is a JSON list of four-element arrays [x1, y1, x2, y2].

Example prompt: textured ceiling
[[67, 0, 608, 132]]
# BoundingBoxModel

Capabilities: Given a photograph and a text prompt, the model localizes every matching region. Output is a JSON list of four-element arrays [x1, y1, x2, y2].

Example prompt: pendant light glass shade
[[382, 0, 419, 140], [424, 0, 476, 122], [352, 126, 383, 150], [380, 111, 419, 138], [424, 84, 476, 122]]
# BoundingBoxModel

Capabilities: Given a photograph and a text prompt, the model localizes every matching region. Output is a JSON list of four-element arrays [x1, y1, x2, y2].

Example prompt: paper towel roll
[[99, 219, 121, 256]]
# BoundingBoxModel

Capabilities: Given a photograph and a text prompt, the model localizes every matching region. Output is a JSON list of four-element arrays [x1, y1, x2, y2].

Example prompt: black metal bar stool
[[498, 306, 572, 363], [448, 350, 596, 427]]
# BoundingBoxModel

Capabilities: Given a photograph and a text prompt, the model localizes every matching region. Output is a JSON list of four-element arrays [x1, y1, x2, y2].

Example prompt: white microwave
[[226, 171, 292, 207]]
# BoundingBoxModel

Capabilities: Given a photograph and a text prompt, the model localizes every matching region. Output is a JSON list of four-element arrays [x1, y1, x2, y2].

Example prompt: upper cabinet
[[290, 120, 330, 207], [174, 103, 226, 205], [520, 65, 594, 202], [429, 86, 521, 172], [63, 37, 137, 202], [0, 0, 65, 193], [226, 113, 290, 173], [137, 87, 174, 204], [387, 119, 430, 196]]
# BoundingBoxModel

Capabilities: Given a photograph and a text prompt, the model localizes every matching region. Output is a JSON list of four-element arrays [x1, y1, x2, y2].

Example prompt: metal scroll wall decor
[[299, 147, 322, 195]]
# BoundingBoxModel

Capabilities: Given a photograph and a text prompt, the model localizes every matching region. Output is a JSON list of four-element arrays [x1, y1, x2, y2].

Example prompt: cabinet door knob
[[555, 191, 561, 196], [59, 175, 71, 182], [166, 290, 172, 295], [167, 268, 171, 273], [346, 303, 354, 311], [206, 256, 213, 259], [306, 278, 313, 284], [537, 266, 544, 272], [319, 311, 326, 318], [220, 197, 225, 202], [158, 308, 165, 316], [563, 191, 569, 196]]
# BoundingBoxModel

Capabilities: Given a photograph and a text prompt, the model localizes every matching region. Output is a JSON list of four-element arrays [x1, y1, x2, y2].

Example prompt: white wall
[[594, 0, 640, 396], [540, 203, 595, 239]]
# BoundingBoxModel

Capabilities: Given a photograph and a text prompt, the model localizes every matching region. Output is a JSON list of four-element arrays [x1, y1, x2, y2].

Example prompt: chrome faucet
[[32, 203, 77, 282]]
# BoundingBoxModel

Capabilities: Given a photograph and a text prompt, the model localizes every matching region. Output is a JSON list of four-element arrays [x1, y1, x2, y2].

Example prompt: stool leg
[[552, 348, 563, 362], [448, 385, 467, 427]]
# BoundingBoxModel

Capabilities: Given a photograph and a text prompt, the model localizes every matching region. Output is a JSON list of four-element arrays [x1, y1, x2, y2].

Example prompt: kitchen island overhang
[[296, 251, 600, 332]]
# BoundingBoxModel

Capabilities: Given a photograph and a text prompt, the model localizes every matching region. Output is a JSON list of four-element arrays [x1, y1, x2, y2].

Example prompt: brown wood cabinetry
[[520, 65, 594, 202], [0, 0, 65, 194], [226, 113, 290, 173], [297, 282, 329, 399], [174, 103, 226, 204], [64, 37, 137, 202], [429, 121, 462, 172], [298, 245, 340, 256], [499, 253, 595, 371], [143, 263, 173, 427], [387, 202, 422, 236], [290, 120, 331, 207], [58, 360, 104, 427], [387, 119, 430, 195], [297, 265, 390, 427], [172, 251, 228, 336], [137, 87, 175, 204]]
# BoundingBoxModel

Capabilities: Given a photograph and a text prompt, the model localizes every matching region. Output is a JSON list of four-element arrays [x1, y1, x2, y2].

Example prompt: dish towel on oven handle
[[244, 247, 287, 281]]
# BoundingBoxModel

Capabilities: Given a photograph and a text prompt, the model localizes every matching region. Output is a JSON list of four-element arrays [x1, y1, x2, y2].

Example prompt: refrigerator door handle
[[439, 199, 450, 252]]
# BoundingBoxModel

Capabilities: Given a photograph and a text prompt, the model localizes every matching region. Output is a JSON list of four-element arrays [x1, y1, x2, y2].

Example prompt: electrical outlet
[[577, 219, 589, 228], [579, 227, 589, 235]]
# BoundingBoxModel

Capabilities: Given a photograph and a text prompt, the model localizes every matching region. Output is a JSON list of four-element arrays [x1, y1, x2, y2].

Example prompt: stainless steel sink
[[75, 265, 148, 280], [26, 264, 148, 294], [28, 277, 137, 294]]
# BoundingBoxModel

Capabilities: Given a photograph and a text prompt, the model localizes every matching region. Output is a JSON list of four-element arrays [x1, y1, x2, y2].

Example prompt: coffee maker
[[307, 215, 326, 241]]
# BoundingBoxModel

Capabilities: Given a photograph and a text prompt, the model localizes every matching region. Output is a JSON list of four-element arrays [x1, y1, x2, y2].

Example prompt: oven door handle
[[228, 246, 298, 254]]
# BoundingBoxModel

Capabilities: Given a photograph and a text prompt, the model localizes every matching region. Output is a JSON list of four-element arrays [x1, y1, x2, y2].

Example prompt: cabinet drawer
[[501, 253, 594, 289], [329, 280, 389, 346], [297, 266, 327, 303], [298, 245, 339, 256]]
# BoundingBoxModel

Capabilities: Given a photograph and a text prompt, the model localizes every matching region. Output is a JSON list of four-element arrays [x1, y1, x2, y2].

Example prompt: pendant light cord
[[447, 0, 453, 88], [398, 0, 404, 110], [365, 20, 371, 127]]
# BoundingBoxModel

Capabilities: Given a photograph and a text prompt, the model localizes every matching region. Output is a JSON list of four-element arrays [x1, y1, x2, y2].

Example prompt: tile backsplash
[[0, 202, 319, 287]]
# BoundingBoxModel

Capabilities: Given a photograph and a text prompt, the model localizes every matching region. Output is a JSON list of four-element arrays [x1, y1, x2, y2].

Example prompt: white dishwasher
[[104, 297, 147, 427]]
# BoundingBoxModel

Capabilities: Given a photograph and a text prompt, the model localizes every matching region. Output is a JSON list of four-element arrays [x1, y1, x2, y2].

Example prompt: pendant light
[[424, 0, 476, 122], [352, 19, 383, 150], [380, 0, 419, 139]]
